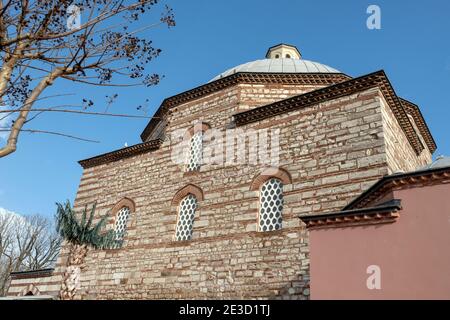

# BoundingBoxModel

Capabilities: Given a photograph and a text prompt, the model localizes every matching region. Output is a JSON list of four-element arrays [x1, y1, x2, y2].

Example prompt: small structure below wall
[[301, 158, 450, 299], [0, 295, 55, 300], [6, 268, 60, 299]]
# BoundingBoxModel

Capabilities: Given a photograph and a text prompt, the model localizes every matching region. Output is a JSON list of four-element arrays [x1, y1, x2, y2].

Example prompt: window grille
[[259, 178, 283, 231], [114, 206, 130, 240], [186, 132, 202, 171], [175, 194, 197, 241]]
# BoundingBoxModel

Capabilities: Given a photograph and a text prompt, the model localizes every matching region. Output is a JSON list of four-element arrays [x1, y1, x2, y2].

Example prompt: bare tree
[[0, 211, 61, 296], [0, 0, 175, 157]]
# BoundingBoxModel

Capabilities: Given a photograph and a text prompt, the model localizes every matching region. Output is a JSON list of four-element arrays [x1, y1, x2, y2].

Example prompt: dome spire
[[265, 44, 302, 59]]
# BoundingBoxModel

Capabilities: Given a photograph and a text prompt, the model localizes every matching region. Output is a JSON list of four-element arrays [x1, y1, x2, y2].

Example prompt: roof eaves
[[140, 72, 350, 142], [232, 70, 429, 156], [343, 165, 450, 210], [78, 138, 163, 169], [300, 199, 402, 229], [10, 268, 54, 279], [400, 98, 437, 153]]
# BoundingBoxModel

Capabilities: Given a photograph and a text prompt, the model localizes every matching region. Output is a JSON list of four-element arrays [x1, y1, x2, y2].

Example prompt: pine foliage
[[55, 201, 120, 249]]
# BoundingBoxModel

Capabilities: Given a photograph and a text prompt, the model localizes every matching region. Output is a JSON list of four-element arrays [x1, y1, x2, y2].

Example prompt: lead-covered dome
[[210, 43, 340, 82]]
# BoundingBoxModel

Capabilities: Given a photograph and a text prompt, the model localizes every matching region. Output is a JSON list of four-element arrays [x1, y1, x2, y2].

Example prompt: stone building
[[6, 44, 436, 299]]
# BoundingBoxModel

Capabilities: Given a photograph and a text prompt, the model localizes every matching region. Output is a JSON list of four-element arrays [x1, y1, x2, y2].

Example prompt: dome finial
[[266, 43, 302, 59]]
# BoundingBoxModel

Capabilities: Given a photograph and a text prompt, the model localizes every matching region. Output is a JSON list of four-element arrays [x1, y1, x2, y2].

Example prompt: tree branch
[[0, 108, 153, 118], [0, 128, 100, 143], [0, 67, 66, 157]]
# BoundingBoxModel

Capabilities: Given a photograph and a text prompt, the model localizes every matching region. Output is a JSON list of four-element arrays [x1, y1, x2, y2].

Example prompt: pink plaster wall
[[309, 183, 450, 299]]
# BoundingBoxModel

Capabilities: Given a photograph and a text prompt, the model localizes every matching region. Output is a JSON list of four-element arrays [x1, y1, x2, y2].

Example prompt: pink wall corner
[[309, 183, 450, 299]]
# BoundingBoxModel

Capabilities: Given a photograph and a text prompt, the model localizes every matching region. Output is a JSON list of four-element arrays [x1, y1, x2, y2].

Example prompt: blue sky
[[1, 0, 450, 218]]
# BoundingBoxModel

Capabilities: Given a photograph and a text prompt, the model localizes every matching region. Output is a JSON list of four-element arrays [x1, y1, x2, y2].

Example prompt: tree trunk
[[59, 243, 88, 300], [0, 67, 65, 158]]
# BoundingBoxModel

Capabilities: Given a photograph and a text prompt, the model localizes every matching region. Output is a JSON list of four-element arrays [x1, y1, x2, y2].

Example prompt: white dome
[[210, 58, 340, 82]]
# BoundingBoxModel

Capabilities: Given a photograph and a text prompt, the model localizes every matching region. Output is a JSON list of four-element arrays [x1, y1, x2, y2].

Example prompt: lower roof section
[[300, 199, 402, 230], [10, 268, 54, 280], [343, 164, 450, 210], [301, 164, 450, 229]]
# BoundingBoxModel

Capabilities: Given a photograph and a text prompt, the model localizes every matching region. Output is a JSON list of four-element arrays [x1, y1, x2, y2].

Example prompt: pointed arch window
[[259, 178, 284, 232], [114, 206, 130, 241], [175, 194, 198, 241], [109, 197, 135, 249], [186, 131, 203, 172], [251, 168, 291, 232]]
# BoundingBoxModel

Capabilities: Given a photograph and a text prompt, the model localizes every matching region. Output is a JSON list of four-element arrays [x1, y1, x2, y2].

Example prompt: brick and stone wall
[[6, 269, 61, 298], [49, 81, 431, 300], [237, 83, 329, 111], [380, 96, 431, 174]]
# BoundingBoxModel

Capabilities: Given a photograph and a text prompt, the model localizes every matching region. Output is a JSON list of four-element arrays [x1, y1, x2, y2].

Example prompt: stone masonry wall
[[237, 83, 328, 111], [56, 82, 429, 300], [380, 96, 431, 174], [7, 272, 61, 298]]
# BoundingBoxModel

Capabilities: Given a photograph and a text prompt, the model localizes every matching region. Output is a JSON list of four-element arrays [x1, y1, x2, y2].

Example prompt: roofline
[[83, 70, 438, 169], [139, 72, 351, 141], [343, 165, 450, 210], [10, 268, 54, 279], [302, 199, 402, 222], [79, 138, 163, 169], [83, 73, 351, 169], [399, 97, 437, 153], [233, 69, 435, 154], [300, 200, 402, 229]]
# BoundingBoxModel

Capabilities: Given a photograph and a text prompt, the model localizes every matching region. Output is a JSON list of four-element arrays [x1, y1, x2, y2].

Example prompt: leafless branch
[[0, 0, 175, 157], [0, 108, 153, 118], [0, 213, 61, 296], [0, 128, 100, 143]]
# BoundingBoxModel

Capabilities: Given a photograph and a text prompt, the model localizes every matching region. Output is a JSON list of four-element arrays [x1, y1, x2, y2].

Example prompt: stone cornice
[[80, 71, 436, 169], [140, 72, 350, 141], [400, 98, 437, 153], [79, 138, 163, 169], [233, 70, 428, 156], [344, 166, 450, 210], [10, 268, 54, 280], [300, 200, 402, 230]]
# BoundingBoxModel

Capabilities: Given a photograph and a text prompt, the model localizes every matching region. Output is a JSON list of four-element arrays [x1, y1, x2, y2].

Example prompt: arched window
[[114, 206, 130, 241], [186, 131, 203, 172], [259, 178, 284, 232], [175, 194, 198, 241], [285, 54, 291, 58], [109, 198, 135, 249]]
